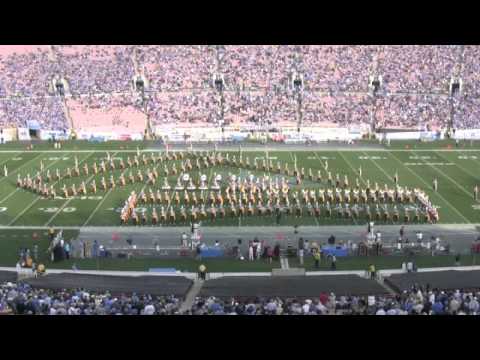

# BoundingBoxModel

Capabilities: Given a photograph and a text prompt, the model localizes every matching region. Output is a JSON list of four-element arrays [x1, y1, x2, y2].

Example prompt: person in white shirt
[[376, 308, 386, 315], [248, 245, 254, 261], [416, 231, 423, 244], [143, 304, 156, 315]]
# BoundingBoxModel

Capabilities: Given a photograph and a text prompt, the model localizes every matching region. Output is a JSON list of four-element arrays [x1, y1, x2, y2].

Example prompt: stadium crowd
[[188, 286, 480, 315], [2, 280, 478, 315], [0, 282, 182, 315], [0, 45, 479, 130]]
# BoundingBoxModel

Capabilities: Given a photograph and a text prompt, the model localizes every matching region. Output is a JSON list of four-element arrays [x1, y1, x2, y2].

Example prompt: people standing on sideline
[[198, 264, 207, 281], [64, 242, 71, 260], [330, 255, 337, 270], [298, 237, 305, 265], [369, 264, 376, 280], [313, 249, 321, 269], [92, 240, 99, 258], [181, 232, 188, 247]]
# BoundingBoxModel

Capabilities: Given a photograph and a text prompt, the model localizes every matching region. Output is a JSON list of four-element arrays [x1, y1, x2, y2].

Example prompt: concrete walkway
[[180, 280, 204, 313]]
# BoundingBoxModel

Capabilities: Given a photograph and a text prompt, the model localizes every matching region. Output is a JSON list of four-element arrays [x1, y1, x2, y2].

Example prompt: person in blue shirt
[[432, 300, 444, 315]]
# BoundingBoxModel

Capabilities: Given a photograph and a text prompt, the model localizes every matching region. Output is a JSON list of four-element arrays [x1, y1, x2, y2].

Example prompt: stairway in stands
[[179, 280, 205, 313]]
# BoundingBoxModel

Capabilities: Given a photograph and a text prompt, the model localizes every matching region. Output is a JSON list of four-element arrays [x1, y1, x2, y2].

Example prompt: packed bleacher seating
[[55, 45, 135, 95], [374, 94, 451, 130], [223, 89, 297, 126], [1, 279, 480, 315], [146, 90, 221, 126], [0, 281, 182, 315], [301, 92, 373, 127], [136, 45, 215, 91], [377, 45, 460, 94], [0, 45, 479, 132], [2, 96, 68, 131], [188, 286, 480, 315], [298, 45, 375, 92]]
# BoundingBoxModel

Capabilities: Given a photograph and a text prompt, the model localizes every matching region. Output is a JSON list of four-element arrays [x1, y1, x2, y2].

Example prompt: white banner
[[17, 128, 31, 141], [453, 129, 480, 140]]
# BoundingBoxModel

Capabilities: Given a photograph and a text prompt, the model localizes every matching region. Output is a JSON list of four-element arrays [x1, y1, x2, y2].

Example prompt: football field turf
[[0, 140, 479, 228]]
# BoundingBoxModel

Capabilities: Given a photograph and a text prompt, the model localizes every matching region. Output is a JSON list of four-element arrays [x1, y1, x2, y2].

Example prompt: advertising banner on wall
[[17, 128, 31, 141]]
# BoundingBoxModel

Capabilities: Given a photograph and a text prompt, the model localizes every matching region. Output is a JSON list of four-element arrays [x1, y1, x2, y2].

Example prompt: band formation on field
[[10, 147, 443, 227]]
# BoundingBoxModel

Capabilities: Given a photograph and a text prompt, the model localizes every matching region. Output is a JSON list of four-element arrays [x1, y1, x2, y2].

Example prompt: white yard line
[[436, 151, 480, 183], [0, 148, 479, 153], [337, 151, 367, 186], [388, 151, 470, 223], [416, 152, 473, 199], [44, 173, 96, 227], [0, 152, 22, 169], [361, 151, 395, 183], [313, 151, 327, 171], [81, 152, 121, 227], [0, 152, 44, 185], [7, 152, 95, 226]]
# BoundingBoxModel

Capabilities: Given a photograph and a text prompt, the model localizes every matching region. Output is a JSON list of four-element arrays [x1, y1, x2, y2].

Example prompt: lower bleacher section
[[22, 273, 193, 297], [199, 275, 387, 298], [0, 270, 17, 283], [385, 270, 480, 293]]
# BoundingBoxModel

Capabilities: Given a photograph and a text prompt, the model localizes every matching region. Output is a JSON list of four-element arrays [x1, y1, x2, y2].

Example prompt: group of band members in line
[[11, 150, 477, 216], [118, 178, 439, 225]]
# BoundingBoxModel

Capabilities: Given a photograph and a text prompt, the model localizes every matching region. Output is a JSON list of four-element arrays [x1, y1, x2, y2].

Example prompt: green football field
[[0, 139, 479, 228]]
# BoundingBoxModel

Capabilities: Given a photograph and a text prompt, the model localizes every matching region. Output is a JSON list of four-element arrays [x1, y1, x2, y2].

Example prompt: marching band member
[[66, 167, 72, 178], [63, 184, 69, 199], [50, 185, 56, 199], [317, 169, 322, 182], [134, 155, 139, 167], [140, 190, 147, 204], [152, 207, 158, 225], [127, 156, 133, 168], [137, 170, 143, 183], [128, 171, 135, 184], [109, 175, 115, 189], [160, 206, 167, 223], [90, 180, 97, 194], [16, 174, 23, 188], [71, 183, 77, 197], [100, 160, 106, 173], [168, 206, 176, 224], [119, 173, 126, 187], [101, 176, 107, 191], [82, 162, 89, 176], [132, 209, 139, 225], [156, 189, 162, 204], [191, 192, 198, 206], [92, 162, 98, 175], [3, 165, 7, 177], [119, 158, 125, 170]]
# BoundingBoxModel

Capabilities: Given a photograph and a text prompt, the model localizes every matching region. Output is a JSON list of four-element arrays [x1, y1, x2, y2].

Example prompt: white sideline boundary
[[0, 149, 479, 153], [3, 266, 480, 281]]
